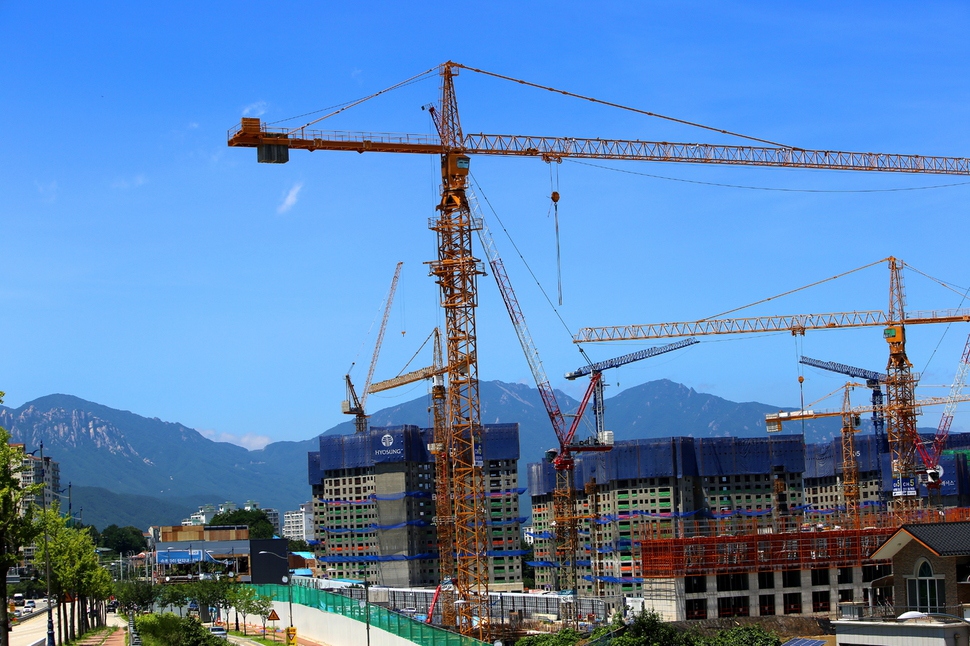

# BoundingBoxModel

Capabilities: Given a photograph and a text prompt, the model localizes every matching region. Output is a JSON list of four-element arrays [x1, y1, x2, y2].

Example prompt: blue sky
[[3, 2, 970, 449]]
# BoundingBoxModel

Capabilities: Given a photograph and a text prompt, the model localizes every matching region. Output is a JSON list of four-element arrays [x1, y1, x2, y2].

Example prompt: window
[[686, 599, 707, 620], [862, 564, 891, 583], [812, 590, 830, 613], [717, 596, 749, 618], [685, 576, 706, 594], [783, 592, 802, 615], [717, 573, 749, 592], [782, 569, 801, 588], [811, 569, 830, 586], [907, 560, 946, 613], [758, 571, 775, 589], [837, 567, 853, 585], [838, 589, 853, 602], [759, 594, 775, 616]]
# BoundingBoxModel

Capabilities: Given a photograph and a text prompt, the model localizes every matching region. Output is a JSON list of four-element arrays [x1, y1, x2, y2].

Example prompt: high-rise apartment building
[[308, 423, 524, 591]]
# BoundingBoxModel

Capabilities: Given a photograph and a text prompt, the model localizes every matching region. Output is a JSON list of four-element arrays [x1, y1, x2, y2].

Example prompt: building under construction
[[308, 423, 527, 591], [527, 431, 970, 620]]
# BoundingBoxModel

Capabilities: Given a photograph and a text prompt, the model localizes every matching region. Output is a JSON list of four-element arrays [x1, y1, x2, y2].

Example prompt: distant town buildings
[[181, 500, 280, 536], [282, 502, 313, 542]]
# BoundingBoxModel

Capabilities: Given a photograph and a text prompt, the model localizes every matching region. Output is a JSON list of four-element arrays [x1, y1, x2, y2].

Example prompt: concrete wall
[[267, 599, 416, 646]]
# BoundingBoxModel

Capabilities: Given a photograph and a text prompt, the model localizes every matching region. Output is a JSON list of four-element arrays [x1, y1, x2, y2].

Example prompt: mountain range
[[0, 380, 848, 531]]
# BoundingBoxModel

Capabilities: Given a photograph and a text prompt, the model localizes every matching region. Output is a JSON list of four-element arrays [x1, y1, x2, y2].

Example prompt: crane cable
[[470, 173, 594, 369], [453, 62, 797, 149], [277, 66, 439, 133], [548, 164, 563, 306], [700, 257, 889, 321]]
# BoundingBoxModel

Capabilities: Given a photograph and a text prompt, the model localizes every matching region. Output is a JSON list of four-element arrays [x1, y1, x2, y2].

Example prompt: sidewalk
[[233, 623, 332, 646], [75, 627, 122, 646]]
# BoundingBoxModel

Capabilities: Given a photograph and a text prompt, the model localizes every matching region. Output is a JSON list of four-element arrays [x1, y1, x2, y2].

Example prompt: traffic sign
[[267, 609, 280, 621]]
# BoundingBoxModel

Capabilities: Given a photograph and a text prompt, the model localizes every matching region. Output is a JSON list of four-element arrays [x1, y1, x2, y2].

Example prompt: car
[[24, 600, 36, 610], [208, 626, 228, 640]]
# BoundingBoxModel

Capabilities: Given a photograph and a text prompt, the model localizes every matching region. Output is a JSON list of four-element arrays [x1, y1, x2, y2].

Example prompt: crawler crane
[[229, 63, 970, 639]]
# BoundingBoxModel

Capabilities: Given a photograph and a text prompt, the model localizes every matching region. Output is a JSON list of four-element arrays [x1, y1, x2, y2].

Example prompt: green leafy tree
[[158, 584, 189, 617], [227, 585, 258, 635], [515, 629, 583, 646], [520, 540, 535, 589], [611, 609, 699, 646], [209, 509, 275, 539], [708, 625, 781, 646], [136, 613, 223, 646], [0, 398, 43, 646], [252, 594, 274, 637], [286, 539, 310, 552], [99, 524, 147, 554]]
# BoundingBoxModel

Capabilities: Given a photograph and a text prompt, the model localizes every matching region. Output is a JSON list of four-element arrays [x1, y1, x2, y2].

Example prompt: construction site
[[227, 61, 970, 642]]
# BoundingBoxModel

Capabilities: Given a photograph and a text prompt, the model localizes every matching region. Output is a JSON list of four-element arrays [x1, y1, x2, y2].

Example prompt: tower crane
[[767, 383, 866, 522], [229, 62, 970, 638], [565, 339, 699, 443], [766, 390, 970, 511], [799, 356, 888, 451], [577, 257, 970, 519], [341, 261, 403, 434]]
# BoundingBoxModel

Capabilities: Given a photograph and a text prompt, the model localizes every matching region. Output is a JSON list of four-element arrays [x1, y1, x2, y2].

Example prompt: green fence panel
[[249, 584, 484, 646]]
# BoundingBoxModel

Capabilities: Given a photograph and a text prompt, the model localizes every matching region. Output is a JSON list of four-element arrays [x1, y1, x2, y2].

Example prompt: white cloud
[[111, 174, 147, 190], [242, 101, 267, 117], [277, 182, 303, 214], [198, 428, 273, 451]]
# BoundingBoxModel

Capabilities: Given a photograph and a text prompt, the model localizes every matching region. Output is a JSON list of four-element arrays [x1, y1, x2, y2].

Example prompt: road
[[10, 602, 126, 646]]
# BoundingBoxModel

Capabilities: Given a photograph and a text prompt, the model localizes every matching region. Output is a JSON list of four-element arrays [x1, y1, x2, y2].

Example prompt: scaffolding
[[638, 506, 970, 578]]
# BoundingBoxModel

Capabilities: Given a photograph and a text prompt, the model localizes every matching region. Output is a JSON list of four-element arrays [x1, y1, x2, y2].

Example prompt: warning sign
[[267, 609, 280, 621]]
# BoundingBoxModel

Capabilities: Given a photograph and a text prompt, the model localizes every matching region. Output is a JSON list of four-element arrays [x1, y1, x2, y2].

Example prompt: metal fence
[[251, 584, 486, 646]]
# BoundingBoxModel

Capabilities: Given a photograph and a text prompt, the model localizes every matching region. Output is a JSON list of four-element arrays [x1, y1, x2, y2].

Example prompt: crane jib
[[228, 121, 970, 175]]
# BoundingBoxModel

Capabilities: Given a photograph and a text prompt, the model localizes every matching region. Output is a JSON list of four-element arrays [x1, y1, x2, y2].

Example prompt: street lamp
[[38, 443, 55, 646], [258, 551, 293, 629], [358, 569, 371, 646]]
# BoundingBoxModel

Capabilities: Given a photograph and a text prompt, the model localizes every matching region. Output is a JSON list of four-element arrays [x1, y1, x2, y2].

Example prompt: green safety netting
[[251, 584, 485, 646]]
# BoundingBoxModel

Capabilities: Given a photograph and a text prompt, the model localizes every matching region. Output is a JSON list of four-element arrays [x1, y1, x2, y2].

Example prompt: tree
[[708, 626, 781, 646], [227, 585, 258, 635], [286, 539, 310, 553], [209, 509, 275, 539], [251, 594, 274, 638], [0, 394, 43, 646], [610, 609, 699, 646], [99, 524, 147, 554], [158, 584, 189, 617], [514, 629, 583, 646]]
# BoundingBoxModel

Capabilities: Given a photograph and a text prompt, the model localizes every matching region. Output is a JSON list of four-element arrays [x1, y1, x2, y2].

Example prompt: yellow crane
[[229, 63, 970, 639], [766, 390, 970, 517], [341, 261, 403, 434], [578, 258, 970, 519]]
